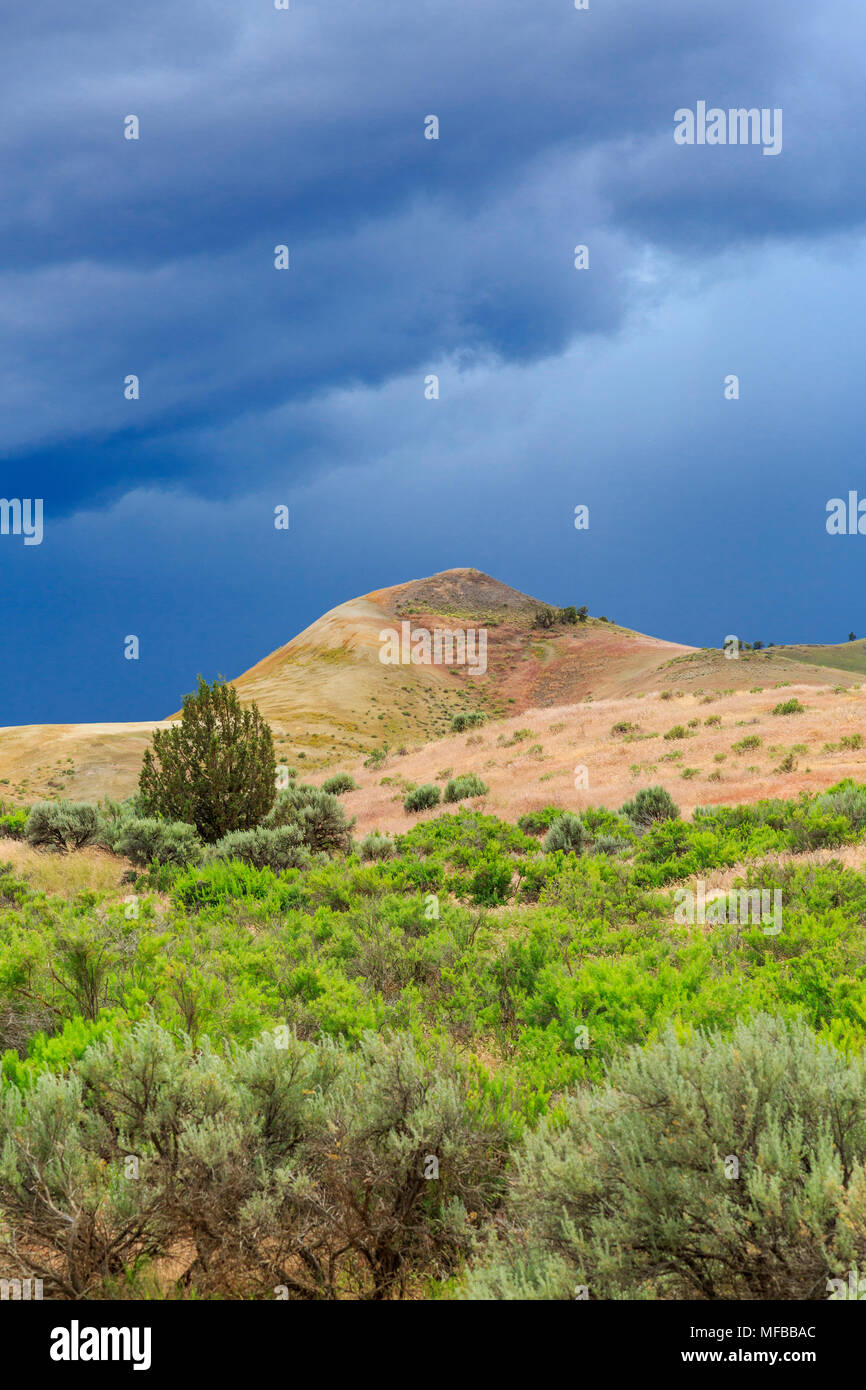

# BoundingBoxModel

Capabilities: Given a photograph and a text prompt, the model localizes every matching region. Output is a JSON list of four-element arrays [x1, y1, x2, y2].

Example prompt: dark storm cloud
[[0, 0, 863, 513]]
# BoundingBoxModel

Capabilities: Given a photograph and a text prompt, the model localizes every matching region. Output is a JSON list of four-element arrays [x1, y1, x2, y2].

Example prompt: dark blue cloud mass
[[1, 0, 865, 721]]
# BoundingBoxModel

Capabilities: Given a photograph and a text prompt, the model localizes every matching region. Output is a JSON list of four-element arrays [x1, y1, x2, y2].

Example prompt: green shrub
[[0, 807, 28, 840], [358, 833, 395, 862], [139, 677, 276, 842], [619, 786, 679, 827], [94, 795, 142, 851], [591, 834, 630, 857], [817, 780, 866, 832], [397, 808, 534, 864], [450, 712, 487, 733], [206, 824, 311, 872], [115, 816, 203, 867], [732, 734, 762, 753], [542, 813, 586, 855], [363, 746, 389, 769], [404, 784, 442, 814], [773, 698, 805, 716], [500, 729, 532, 747], [25, 801, 99, 851], [444, 773, 489, 804], [469, 857, 513, 905], [171, 859, 296, 909], [0, 861, 30, 907], [663, 725, 687, 741], [322, 773, 357, 795], [517, 807, 565, 838]]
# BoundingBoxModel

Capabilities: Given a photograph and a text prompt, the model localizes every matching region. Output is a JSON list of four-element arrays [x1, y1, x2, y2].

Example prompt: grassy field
[[3, 773, 866, 1300], [779, 638, 866, 676]]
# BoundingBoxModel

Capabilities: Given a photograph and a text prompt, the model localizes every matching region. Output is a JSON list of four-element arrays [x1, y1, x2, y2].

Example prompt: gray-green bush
[[114, 817, 203, 868], [206, 824, 311, 872], [444, 773, 489, 804], [818, 781, 866, 832], [0, 1021, 515, 1301], [25, 801, 99, 852], [462, 1016, 866, 1301], [264, 784, 354, 854], [358, 832, 395, 862], [322, 773, 357, 795], [404, 784, 442, 814], [541, 813, 586, 855], [619, 785, 679, 828]]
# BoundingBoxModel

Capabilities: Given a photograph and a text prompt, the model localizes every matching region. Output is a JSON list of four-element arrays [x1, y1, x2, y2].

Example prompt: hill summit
[[230, 567, 685, 766], [365, 567, 546, 620]]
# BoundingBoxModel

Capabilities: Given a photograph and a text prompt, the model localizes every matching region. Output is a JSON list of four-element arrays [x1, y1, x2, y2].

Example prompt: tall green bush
[[139, 677, 276, 842]]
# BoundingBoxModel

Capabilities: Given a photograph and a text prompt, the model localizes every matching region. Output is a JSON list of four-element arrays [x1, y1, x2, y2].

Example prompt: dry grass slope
[[1, 568, 863, 808], [325, 681, 866, 837]]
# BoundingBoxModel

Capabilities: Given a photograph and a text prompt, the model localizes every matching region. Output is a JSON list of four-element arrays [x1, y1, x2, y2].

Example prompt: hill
[[230, 567, 691, 768], [1, 567, 863, 804]]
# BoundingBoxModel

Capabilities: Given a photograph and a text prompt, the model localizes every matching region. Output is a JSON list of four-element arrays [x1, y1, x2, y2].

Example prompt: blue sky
[[2, 0, 866, 723]]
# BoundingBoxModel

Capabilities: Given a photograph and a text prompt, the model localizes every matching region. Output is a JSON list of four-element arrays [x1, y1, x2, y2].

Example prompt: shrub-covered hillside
[[2, 778, 866, 1299]]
